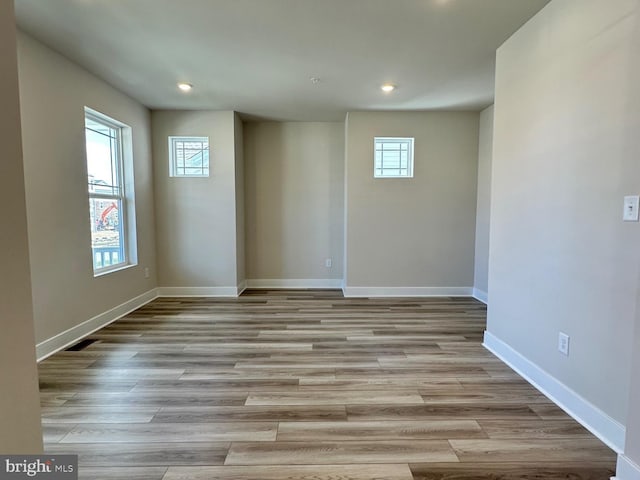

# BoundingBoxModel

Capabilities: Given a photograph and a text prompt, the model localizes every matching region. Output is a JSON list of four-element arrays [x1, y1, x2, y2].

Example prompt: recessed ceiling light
[[310, 77, 321, 84], [177, 82, 193, 92], [381, 84, 396, 93]]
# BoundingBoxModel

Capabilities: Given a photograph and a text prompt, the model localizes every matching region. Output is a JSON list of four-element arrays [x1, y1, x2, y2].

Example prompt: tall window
[[374, 137, 415, 178], [85, 108, 131, 274], [169, 136, 210, 177]]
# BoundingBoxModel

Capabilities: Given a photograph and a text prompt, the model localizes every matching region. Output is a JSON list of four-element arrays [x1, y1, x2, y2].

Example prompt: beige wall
[[473, 105, 494, 299], [244, 122, 344, 282], [234, 114, 246, 286], [0, 2, 42, 453], [619, 2, 640, 475], [17, 33, 157, 345], [344, 111, 479, 292], [487, 0, 640, 429], [621, 286, 640, 475], [152, 110, 242, 290]]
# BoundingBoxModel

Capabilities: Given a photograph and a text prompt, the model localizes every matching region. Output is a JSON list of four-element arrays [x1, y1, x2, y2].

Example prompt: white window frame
[[169, 136, 210, 177], [85, 107, 134, 275], [374, 137, 415, 178]]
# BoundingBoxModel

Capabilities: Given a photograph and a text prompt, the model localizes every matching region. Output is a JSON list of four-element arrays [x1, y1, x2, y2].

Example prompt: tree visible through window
[[85, 108, 130, 273]]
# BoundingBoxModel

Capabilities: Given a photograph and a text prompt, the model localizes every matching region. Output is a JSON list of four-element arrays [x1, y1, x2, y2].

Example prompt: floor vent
[[65, 339, 98, 351]]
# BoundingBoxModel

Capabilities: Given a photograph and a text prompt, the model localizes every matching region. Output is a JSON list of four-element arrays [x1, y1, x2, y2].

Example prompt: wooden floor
[[39, 290, 616, 479]]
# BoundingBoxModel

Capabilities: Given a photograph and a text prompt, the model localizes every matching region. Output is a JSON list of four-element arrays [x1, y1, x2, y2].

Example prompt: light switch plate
[[623, 195, 640, 222], [558, 332, 570, 356]]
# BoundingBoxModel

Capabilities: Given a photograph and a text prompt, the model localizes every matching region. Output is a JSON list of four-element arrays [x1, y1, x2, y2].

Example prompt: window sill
[[93, 263, 137, 278]]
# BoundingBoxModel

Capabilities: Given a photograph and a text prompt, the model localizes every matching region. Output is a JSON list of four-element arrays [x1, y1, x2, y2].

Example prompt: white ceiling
[[14, 0, 550, 121]]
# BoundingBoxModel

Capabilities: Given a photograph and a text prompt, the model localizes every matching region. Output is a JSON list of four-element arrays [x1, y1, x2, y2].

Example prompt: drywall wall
[[0, 3, 43, 453], [17, 32, 157, 346], [152, 110, 242, 292], [234, 114, 246, 288], [619, 283, 640, 478], [244, 122, 344, 284], [618, 4, 640, 471], [344, 111, 479, 294], [487, 0, 640, 431], [473, 105, 494, 301]]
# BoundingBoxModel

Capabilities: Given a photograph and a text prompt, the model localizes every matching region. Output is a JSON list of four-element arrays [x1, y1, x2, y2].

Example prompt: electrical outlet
[[144, 267, 150, 279], [325, 258, 332, 268], [558, 332, 570, 356]]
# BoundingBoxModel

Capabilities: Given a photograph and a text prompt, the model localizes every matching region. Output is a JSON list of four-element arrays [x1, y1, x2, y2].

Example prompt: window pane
[[170, 137, 210, 177], [384, 152, 400, 166], [86, 119, 119, 194], [89, 197, 125, 270], [374, 137, 415, 178], [85, 108, 133, 274]]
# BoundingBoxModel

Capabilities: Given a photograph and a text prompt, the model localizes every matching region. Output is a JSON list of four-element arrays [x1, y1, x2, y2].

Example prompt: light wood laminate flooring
[[39, 290, 616, 479]]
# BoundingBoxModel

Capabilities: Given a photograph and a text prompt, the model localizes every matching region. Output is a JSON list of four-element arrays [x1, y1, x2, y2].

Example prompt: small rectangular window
[[85, 108, 134, 274], [169, 136, 210, 177], [374, 137, 414, 178]]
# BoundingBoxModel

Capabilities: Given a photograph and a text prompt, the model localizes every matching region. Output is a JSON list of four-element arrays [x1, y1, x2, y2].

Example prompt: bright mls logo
[[0, 456, 77, 479]]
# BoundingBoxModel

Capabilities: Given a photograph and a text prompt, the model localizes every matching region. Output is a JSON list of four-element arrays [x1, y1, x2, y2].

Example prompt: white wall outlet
[[558, 332, 570, 356], [144, 267, 150, 279], [325, 258, 332, 268], [623, 195, 640, 222]]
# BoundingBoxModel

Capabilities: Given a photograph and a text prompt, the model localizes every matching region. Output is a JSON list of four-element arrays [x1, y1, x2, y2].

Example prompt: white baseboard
[[343, 286, 473, 298], [613, 455, 640, 480], [483, 330, 625, 453], [110, 280, 339, 301], [472, 287, 488, 304], [245, 279, 343, 289], [157, 286, 241, 297], [36, 288, 158, 362]]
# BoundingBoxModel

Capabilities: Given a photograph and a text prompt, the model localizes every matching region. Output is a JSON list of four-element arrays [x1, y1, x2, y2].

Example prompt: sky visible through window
[[85, 118, 119, 192]]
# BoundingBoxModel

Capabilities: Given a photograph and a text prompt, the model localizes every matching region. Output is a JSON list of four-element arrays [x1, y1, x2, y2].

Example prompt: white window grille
[[169, 136, 210, 177], [374, 137, 415, 178]]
